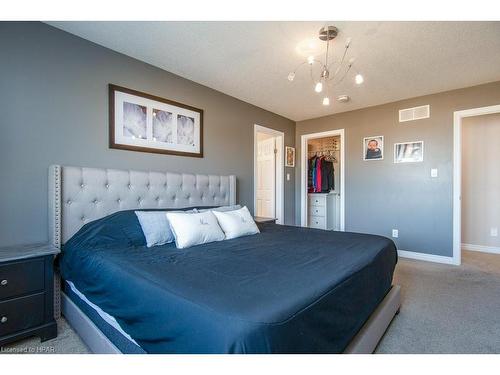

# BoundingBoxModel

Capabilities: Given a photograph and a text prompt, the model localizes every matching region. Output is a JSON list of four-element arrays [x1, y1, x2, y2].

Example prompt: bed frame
[[49, 165, 400, 354]]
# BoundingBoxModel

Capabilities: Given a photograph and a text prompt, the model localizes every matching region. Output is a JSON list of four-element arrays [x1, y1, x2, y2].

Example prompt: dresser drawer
[[309, 205, 325, 217], [308, 216, 326, 229], [0, 258, 45, 300], [0, 293, 45, 337], [308, 195, 326, 207]]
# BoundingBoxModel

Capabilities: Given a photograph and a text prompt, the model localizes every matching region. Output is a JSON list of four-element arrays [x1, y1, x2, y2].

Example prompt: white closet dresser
[[308, 192, 339, 231]]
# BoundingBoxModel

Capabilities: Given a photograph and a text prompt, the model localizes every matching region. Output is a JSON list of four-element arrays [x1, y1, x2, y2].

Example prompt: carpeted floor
[[1, 250, 499, 354]]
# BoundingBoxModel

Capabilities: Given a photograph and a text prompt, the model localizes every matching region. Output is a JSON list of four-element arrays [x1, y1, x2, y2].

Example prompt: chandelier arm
[[325, 38, 330, 68], [330, 44, 349, 80], [292, 61, 308, 74], [329, 63, 353, 86], [310, 64, 315, 83]]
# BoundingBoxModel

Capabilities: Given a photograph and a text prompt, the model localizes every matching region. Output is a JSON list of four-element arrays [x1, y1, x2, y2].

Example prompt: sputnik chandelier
[[287, 25, 364, 106]]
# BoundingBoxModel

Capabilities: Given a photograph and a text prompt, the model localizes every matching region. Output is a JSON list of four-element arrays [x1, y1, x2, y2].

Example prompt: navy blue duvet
[[59, 210, 397, 353]]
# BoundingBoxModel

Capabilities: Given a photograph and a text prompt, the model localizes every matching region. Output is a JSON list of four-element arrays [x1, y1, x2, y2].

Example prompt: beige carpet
[[375, 250, 500, 353], [1, 250, 499, 354]]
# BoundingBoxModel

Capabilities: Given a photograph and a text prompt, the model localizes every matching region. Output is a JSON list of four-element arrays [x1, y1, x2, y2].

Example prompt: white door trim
[[254, 124, 284, 224], [300, 129, 345, 230], [453, 104, 500, 266]]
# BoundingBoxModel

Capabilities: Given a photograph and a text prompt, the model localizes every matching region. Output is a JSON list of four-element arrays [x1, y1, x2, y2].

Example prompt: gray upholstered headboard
[[48, 165, 236, 247]]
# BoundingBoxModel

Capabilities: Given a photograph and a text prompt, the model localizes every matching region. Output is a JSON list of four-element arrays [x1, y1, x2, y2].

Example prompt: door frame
[[453, 104, 500, 266], [253, 124, 284, 224], [300, 129, 345, 230]]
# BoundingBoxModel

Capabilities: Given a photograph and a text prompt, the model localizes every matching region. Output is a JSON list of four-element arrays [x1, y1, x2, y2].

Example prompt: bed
[[49, 165, 400, 354]]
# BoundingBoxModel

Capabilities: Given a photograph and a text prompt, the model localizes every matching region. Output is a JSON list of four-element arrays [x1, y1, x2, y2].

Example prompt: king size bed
[[49, 165, 400, 354]]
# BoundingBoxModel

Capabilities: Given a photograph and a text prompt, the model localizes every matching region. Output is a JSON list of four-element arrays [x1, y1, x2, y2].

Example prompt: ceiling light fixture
[[287, 26, 363, 106]]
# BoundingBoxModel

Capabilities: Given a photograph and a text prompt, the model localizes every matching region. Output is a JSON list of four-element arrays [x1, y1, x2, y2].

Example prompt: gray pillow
[[135, 209, 195, 247]]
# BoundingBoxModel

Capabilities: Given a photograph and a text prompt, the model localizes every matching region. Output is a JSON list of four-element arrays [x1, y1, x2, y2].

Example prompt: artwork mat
[[285, 146, 295, 167], [393, 141, 424, 163], [109, 85, 203, 157], [363, 135, 384, 161]]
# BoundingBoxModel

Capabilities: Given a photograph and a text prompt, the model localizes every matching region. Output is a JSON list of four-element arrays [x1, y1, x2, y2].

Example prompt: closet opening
[[300, 129, 345, 231]]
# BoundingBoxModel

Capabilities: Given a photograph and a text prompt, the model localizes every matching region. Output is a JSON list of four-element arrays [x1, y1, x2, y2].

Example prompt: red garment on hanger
[[315, 157, 322, 193]]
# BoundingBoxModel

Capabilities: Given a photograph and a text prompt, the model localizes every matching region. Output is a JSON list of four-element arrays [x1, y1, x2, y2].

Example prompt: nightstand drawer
[[0, 258, 45, 300], [0, 293, 44, 337]]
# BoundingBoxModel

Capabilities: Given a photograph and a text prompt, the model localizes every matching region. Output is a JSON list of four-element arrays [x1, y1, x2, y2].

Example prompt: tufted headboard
[[48, 165, 236, 247]]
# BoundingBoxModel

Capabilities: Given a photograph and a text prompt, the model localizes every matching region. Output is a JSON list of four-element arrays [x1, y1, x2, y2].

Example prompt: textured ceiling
[[47, 21, 500, 121]]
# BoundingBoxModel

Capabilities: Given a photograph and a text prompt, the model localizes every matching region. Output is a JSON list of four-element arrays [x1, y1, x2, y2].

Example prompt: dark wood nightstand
[[254, 217, 277, 224], [0, 243, 60, 346]]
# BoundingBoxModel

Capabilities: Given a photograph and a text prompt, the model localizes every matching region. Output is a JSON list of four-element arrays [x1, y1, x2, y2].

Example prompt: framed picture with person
[[363, 136, 384, 161]]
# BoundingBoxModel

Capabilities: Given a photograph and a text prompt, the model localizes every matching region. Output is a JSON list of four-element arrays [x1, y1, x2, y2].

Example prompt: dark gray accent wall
[[296, 81, 500, 257], [0, 22, 295, 246]]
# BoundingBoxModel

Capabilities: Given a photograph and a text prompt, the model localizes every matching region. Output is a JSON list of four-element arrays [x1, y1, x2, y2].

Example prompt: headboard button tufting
[[52, 165, 236, 244]]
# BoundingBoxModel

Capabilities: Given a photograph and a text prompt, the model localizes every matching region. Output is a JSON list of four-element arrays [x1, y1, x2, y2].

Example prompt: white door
[[256, 137, 276, 218]]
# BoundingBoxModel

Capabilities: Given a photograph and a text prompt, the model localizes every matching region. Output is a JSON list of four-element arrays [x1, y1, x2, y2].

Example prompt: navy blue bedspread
[[59, 210, 397, 353]]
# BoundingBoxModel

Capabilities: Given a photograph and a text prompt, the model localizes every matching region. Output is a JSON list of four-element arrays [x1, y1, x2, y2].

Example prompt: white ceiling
[[47, 21, 500, 121]]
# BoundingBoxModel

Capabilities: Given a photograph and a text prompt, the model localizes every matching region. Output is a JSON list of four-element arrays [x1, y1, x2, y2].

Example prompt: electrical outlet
[[286, 173, 290, 181], [392, 229, 399, 238], [491, 227, 498, 237], [431, 168, 438, 178]]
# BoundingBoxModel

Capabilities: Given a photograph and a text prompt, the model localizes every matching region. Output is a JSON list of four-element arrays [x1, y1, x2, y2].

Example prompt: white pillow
[[166, 211, 225, 249], [212, 206, 260, 240], [135, 210, 194, 248]]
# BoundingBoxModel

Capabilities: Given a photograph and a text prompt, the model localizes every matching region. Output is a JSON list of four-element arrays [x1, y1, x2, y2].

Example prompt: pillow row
[[135, 205, 260, 249]]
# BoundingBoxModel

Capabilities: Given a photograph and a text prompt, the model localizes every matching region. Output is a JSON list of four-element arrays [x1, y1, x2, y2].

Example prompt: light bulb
[[355, 74, 364, 85], [287, 72, 295, 81], [322, 97, 330, 106], [314, 82, 323, 93], [307, 56, 314, 65]]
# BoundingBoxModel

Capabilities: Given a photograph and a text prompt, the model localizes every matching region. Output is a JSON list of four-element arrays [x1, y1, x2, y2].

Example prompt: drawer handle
[[0, 279, 7, 286], [0, 316, 7, 324]]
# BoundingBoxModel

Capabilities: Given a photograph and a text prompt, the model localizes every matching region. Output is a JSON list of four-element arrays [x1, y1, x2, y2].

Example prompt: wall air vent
[[399, 105, 430, 123]]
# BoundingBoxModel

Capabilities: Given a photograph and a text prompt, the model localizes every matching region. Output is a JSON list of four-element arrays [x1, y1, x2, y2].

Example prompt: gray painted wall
[[0, 22, 295, 247], [296, 81, 500, 257]]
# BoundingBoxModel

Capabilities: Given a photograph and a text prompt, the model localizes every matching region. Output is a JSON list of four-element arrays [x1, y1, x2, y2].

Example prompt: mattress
[[64, 280, 145, 353], [59, 209, 397, 353]]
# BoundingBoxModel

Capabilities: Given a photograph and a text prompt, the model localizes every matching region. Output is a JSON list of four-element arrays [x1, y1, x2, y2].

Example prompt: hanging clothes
[[320, 159, 334, 192], [315, 157, 322, 193], [308, 155, 335, 193], [308, 156, 316, 193]]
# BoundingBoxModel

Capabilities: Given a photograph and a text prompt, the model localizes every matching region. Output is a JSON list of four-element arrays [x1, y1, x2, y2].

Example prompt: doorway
[[453, 104, 500, 265], [253, 125, 284, 224], [300, 129, 345, 230]]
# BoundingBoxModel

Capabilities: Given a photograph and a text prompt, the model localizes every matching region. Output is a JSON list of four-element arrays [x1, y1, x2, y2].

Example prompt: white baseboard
[[397, 250, 458, 265], [461, 243, 500, 254]]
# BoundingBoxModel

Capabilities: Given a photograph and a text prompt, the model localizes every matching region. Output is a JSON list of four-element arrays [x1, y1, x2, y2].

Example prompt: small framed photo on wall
[[109, 84, 203, 157], [285, 146, 295, 167], [363, 136, 384, 161], [394, 141, 424, 163]]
